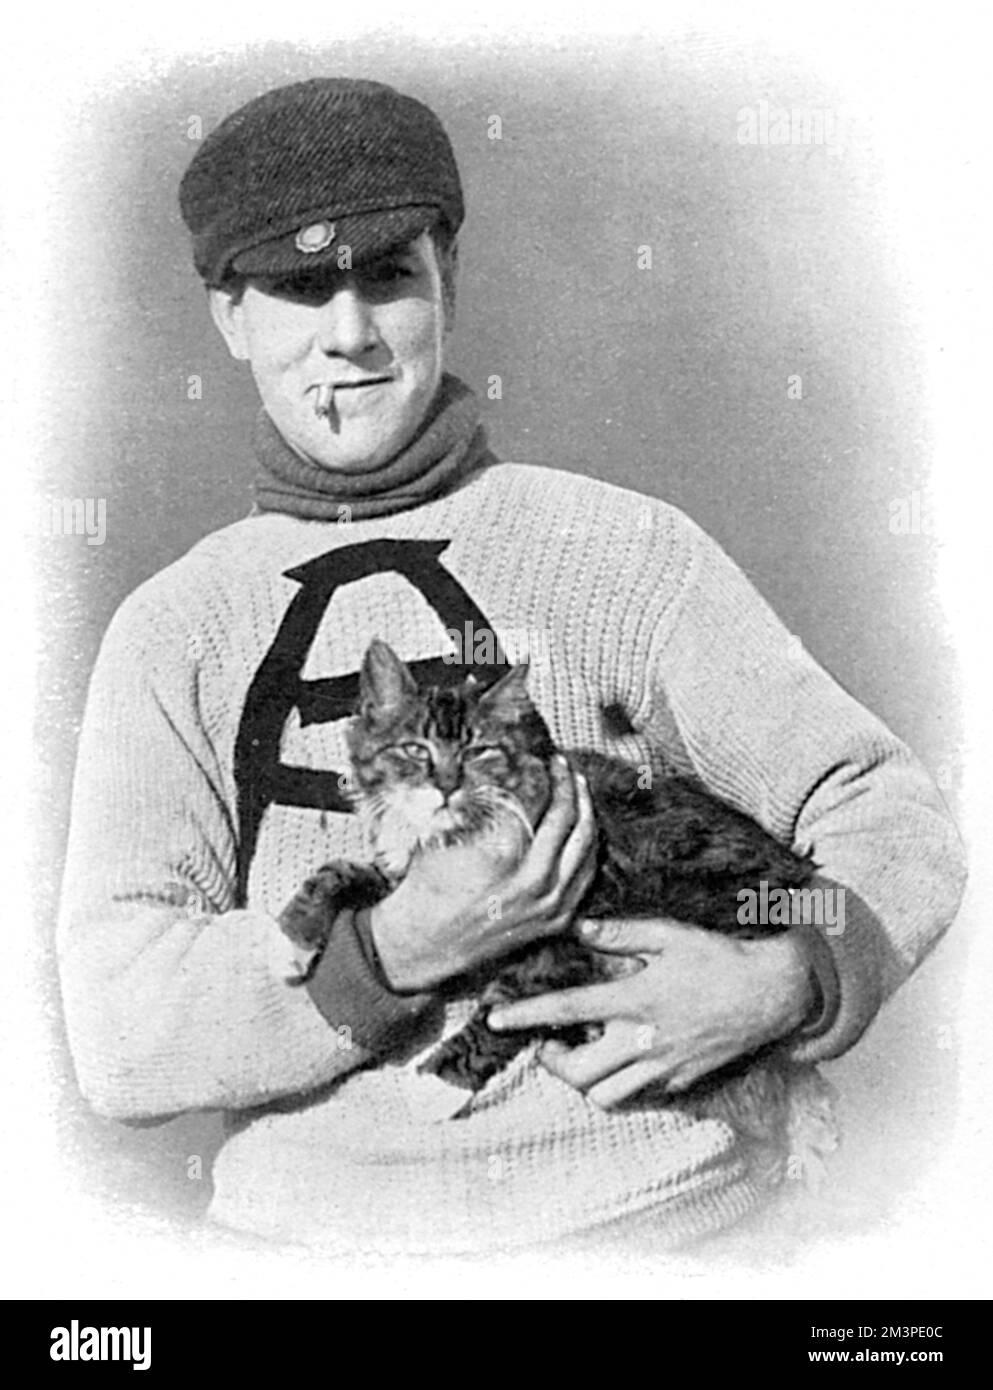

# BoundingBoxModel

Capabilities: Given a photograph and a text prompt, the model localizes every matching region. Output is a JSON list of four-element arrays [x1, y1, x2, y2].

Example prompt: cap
[[179, 77, 464, 286]]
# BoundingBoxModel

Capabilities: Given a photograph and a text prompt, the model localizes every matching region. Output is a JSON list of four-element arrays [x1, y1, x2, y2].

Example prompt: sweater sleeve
[[305, 908, 438, 1055], [56, 590, 376, 1121], [640, 516, 968, 1064]]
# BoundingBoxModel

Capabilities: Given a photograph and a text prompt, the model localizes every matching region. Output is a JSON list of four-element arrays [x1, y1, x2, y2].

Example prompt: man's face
[[210, 230, 451, 472]]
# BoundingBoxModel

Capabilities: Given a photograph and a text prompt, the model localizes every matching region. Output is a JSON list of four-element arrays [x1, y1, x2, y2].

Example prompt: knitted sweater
[[57, 462, 967, 1251]]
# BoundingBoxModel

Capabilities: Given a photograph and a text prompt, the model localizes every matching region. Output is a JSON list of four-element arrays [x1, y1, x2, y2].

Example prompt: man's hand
[[488, 917, 816, 1108], [368, 756, 596, 993]]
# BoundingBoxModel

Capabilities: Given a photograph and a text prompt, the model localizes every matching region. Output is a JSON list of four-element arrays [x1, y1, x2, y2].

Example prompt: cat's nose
[[435, 766, 461, 797]]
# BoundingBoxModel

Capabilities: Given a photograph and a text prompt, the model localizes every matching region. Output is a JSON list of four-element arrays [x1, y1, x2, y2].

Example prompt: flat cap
[[179, 77, 464, 286]]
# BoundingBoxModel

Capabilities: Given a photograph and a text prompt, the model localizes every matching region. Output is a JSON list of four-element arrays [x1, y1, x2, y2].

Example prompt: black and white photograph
[[5, 0, 990, 1320]]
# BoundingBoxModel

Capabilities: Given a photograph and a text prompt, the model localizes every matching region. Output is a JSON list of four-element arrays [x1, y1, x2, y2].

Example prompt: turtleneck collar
[[252, 373, 496, 521]]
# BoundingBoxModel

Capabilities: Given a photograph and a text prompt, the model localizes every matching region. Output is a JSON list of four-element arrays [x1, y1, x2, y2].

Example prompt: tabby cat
[[279, 638, 825, 1175]]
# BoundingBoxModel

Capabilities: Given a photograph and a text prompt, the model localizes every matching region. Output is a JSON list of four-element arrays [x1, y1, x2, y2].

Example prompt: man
[[57, 77, 966, 1253]]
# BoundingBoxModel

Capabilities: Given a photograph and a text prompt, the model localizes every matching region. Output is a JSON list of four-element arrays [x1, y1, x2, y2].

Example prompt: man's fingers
[[551, 824, 598, 917], [488, 979, 627, 1031], [586, 1059, 671, 1110], [520, 765, 594, 911], [539, 1024, 650, 1090], [552, 770, 596, 890], [576, 915, 701, 956], [509, 760, 591, 908], [529, 756, 579, 861]]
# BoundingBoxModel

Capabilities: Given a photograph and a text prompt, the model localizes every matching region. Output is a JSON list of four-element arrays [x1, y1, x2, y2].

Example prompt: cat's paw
[[278, 859, 387, 955]]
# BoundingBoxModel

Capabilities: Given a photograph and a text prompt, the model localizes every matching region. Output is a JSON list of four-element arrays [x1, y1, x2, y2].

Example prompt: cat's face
[[346, 639, 556, 878]]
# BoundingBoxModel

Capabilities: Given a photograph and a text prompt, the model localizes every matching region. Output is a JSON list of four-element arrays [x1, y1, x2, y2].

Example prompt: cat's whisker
[[474, 785, 535, 843]]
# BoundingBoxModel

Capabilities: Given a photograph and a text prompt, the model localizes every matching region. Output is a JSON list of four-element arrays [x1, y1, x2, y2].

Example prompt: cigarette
[[314, 383, 334, 417]]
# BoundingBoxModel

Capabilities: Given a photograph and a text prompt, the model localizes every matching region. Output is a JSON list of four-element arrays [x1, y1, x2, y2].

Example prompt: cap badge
[[295, 220, 336, 253]]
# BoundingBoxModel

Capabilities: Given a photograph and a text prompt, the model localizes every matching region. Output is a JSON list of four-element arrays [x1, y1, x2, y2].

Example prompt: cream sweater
[[57, 462, 967, 1251]]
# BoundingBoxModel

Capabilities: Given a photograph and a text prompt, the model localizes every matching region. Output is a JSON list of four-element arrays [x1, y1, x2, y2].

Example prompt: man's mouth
[[311, 378, 393, 417]]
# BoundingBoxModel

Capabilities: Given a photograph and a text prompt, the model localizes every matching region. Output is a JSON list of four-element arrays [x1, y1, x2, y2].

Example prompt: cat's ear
[[359, 639, 418, 717], [476, 661, 531, 717]]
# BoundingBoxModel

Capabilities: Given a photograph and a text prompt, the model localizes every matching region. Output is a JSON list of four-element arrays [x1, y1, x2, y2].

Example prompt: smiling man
[[209, 233, 452, 479], [57, 77, 966, 1254]]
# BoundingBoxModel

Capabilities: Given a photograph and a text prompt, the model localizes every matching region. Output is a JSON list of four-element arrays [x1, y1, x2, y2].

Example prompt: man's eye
[[362, 262, 416, 286], [267, 276, 333, 303]]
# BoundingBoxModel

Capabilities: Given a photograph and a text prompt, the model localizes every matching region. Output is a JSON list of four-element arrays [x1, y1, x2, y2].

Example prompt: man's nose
[[314, 281, 377, 356]]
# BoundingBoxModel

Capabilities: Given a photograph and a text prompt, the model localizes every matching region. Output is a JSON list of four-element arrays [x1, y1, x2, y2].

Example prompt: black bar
[[1, 1299, 983, 1375]]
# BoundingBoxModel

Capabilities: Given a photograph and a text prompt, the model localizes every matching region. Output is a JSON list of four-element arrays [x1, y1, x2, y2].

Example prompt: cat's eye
[[398, 742, 431, 761], [465, 745, 504, 761]]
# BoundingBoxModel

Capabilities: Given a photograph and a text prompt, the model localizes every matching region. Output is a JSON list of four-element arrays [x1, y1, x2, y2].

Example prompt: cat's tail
[[778, 1064, 840, 1194], [681, 1060, 839, 1192]]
